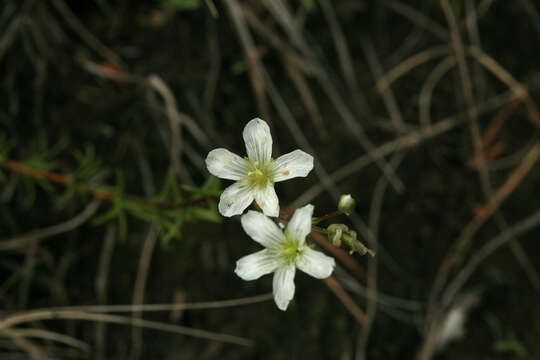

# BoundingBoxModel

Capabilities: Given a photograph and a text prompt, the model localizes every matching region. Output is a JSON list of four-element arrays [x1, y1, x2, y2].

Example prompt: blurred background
[[1, 0, 540, 359]]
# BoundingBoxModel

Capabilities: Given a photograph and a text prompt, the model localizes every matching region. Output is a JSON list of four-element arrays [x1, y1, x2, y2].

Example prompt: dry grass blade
[[419, 56, 456, 126], [293, 90, 518, 207], [264, 0, 404, 192], [376, 45, 451, 92], [468, 142, 540, 231], [224, 0, 270, 122], [382, 1, 449, 40], [0, 311, 254, 347], [282, 57, 328, 140], [0, 199, 101, 251], [518, 0, 540, 37], [0, 17, 22, 62], [0, 328, 46, 360], [442, 207, 540, 307], [319, 0, 371, 119], [3, 329, 90, 353], [51, 0, 122, 65], [357, 153, 406, 359], [94, 225, 116, 360], [131, 222, 159, 360], [15, 294, 273, 313], [424, 142, 540, 359], [362, 38, 406, 133], [467, 46, 540, 126], [147, 75, 186, 183]]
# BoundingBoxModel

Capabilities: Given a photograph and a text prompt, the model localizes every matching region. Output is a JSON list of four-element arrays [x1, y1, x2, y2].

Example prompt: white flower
[[206, 118, 314, 217], [235, 204, 336, 311]]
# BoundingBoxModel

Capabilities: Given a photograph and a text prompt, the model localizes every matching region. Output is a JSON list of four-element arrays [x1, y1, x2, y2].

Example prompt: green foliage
[[93, 171, 221, 245], [300, 0, 316, 11], [231, 60, 247, 75], [494, 333, 528, 357], [161, 0, 200, 13], [25, 136, 69, 172], [1, 130, 221, 246], [486, 313, 529, 358], [182, 175, 222, 198], [73, 145, 103, 182]]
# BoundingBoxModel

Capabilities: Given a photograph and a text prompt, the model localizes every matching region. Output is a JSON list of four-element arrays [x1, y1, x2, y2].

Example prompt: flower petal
[[286, 204, 314, 245], [206, 148, 248, 180], [243, 118, 272, 164], [218, 182, 254, 217], [272, 150, 314, 182], [241, 210, 285, 249], [272, 264, 296, 311], [235, 249, 279, 281], [254, 185, 279, 218], [296, 247, 335, 279]]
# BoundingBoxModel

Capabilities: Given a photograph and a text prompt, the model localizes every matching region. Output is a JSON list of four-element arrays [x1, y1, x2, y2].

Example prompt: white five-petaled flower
[[235, 204, 336, 311], [206, 118, 314, 217]]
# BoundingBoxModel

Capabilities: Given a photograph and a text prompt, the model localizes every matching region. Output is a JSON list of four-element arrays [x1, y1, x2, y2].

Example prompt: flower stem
[[311, 225, 330, 234], [312, 210, 343, 224]]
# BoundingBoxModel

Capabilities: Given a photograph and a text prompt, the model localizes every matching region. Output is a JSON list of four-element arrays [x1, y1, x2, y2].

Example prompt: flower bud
[[338, 194, 356, 216], [327, 224, 349, 247]]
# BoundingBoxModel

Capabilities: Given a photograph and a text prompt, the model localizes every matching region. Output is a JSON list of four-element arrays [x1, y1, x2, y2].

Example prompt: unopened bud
[[327, 224, 348, 247], [338, 194, 356, 216]]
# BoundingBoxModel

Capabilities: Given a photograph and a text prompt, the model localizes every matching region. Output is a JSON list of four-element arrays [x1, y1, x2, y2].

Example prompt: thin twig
[[419, 56, 456, 127], [323, 276, 368, 327], [282, 56, 328, 140], [0, 311, 254, 347], [466, 142, 540, 232], [146, 74, 185, 183], [94, 225, 116, 360], [131, 223, 159, 360], [4, 329, 90, 353], [21, 294, 273, 314], [0, 199, 101, 251], [362, 38, 407, 133], [382, 1, 449, 40], [264, 0, 404, 192], [292, 91, 517, 207], [357, 153, 405, 360], [224, 0, 271, 122], [376, 45, 451, 92], [442, 207, 540, 306], [50, 0, 122, 65], [468, 46, 540, 126], [319, 0, 371, 120]]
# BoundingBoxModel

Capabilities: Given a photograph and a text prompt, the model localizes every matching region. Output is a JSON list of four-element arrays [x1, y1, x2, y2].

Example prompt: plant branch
[[0, 159, 218, 210]]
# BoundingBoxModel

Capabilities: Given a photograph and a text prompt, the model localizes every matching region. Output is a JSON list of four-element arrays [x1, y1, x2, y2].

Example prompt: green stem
[[311, 225, 330, 234]]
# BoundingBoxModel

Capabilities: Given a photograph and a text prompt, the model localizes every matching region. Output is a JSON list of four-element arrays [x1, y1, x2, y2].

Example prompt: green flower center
[[280, 230, 303, 265], [245, 159, 274, 189]]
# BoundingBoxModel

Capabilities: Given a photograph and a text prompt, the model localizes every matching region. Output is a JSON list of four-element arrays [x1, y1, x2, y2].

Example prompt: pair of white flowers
[[206, 118, 335, 311]]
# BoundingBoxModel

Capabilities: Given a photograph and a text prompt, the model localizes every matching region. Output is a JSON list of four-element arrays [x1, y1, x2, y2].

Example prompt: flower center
[[245, 159, 274, 189], [280, 230, 303, 265]]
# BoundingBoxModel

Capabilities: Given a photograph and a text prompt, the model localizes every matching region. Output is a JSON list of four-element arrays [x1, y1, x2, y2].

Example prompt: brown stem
[[0, 159, 217, 210], [323, 276, 368, 326]]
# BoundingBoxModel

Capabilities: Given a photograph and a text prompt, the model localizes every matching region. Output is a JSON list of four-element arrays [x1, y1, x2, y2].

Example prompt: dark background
[[1, 0, 540, 359]]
